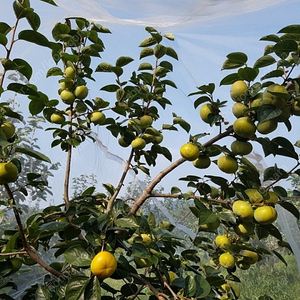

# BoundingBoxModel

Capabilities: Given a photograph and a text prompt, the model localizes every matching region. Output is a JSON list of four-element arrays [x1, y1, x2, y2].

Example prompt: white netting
[[55, 0, 287, 28], [3, 0, 300, 298]]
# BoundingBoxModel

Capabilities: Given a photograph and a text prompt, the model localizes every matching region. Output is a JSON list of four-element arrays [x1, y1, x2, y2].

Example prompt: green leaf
[[273, 186, 287, 197], [263, 166, 288, 182], [40, 0, 57, 5], [100, 84, 120, 92], [63, 246, 93, 267], [161, 146, 172, 161], [84, 277, 101, 300], [166, 47, 178, 60], [197, 83, 215, 94], [273, 40, 298, 57], [26, 12, 41, 31], [171, 186, 181, 194], [193, 96, 211, 109], [140, 47, 154, 59], [138, 62, 152, 71], [15, 146, 51, 163], [91, 24, 111, 34], [238, 67, 259, 82], [13, 58, 33, 80], [261, 224, 282, 240], [222, 52, 247, 69], [164, 33, 175, 40], [273, 250, 287, 266], [154, 44, 167, 59], [65, 276, 90, 300], [139, 37, 157, 47], [0, 22, 12, 35], [257, 104, 282, 123], [52, 22, 70, 40], [29, 99, 45, 115], [82, 186, 96, 195], [278, 24, 300, 34], [173, 117, 191, 133], [185, 275, 211, 298], [199, 209, 217, 226], [81, 45, 102, 57], [205, 175, 228, 189], [115, 56, 134, 67], [145, 27, 158, 33], [260, 34, 280, 42], [0, 209, 4, 224], [18, 30, 51, 48], [227, 52, 248, 63], [46, 67, 63, 77], [7, 83, 39, 97], [220, 73, 240, 85], [0, 33, 7, 46], [115, 216, 139, 228], [253, 55, 276, 69], [13, 1, 34, 19], [261, 69, 284, 80], [161, 79, 177, 88], [1, 58, 21, 71], [35, 285, 51, 300], [95, 62, 113, 72], [279, 202, 300, 220], [160, 61, 173, 71], [103, 183, 115, 196], [272, 136, 298, 160]]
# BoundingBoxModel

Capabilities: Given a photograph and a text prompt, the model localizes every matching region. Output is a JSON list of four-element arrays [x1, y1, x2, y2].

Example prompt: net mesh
[[4, 0, 300, 297], [55, 0, 286, 28]]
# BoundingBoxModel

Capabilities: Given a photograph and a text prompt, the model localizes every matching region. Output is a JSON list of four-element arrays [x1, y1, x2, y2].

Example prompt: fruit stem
[[129, 127, 233, 215]]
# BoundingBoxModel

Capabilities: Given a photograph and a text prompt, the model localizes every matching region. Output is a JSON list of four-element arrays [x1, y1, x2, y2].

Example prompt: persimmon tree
[[1, 1, 300, 300]]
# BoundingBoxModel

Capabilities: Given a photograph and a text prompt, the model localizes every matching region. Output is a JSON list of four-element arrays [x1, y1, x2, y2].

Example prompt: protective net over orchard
[[1, 1, 300, 300]]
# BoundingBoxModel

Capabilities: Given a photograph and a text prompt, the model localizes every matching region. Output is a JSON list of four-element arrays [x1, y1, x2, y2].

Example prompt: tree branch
[[4, 184, 64, 278], [129, 127, 233, 214], [129, 273, 170, 300], [63, 108, 73, 210]]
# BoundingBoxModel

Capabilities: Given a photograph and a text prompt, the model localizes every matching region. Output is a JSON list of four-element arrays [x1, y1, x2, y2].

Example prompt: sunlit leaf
[[63, 246, 93, 267], [35, 285, 51, 300], [65, 276, 89, 300], [139, 37, 157, 47], [84, 277, 101, 300]]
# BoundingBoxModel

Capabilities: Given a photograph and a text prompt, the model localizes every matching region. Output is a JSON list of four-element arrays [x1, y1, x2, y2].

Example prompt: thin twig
[[107, 149, 134, 212], [129, 273, 170, 300], [0, 251, 27, 256]]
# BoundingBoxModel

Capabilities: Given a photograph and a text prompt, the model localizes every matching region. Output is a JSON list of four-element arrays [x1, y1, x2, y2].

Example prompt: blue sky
[[1, 1, 300, 204]]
